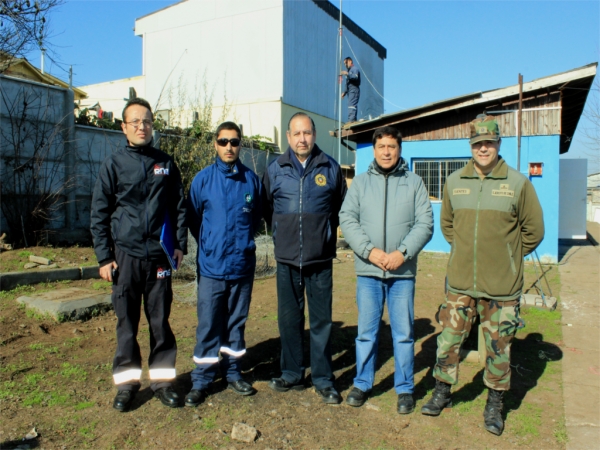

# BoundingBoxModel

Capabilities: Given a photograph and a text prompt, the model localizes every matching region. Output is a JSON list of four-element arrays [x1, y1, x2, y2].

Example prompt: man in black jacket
[[90, 98, 187, 412], [262, 112, 347, 404]]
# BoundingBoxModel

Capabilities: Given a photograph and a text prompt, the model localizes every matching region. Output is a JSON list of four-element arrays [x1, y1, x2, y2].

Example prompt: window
[[413, 159, 470, 201]]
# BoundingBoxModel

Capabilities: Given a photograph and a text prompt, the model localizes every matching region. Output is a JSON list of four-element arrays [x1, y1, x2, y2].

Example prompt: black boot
[[421, 379, 452, 416], [483, 389, 505, 436]]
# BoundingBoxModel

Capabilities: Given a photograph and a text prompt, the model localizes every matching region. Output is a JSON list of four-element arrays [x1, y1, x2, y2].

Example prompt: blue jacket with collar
[[187, 157, 262, 280], [262, 145, 347, 268]]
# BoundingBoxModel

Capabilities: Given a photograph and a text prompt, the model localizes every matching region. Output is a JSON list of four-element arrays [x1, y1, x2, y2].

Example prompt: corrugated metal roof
[[341, 63, 597, 154]]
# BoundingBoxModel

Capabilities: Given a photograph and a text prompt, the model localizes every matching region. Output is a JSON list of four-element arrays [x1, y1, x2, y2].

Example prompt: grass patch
[[200, 413, 217, 431], [75, 401, 95, 410], [60, 363, 88, 382], [511, 403, 542, 438], [47, 391, 69, 406], [0, 285, 35, 300]]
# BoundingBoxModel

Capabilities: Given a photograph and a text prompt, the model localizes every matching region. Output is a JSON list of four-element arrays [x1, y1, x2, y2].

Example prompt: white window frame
[[413, 158, 471, 202]]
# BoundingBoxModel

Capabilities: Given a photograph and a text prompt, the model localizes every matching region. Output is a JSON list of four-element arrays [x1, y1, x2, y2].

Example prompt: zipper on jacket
[[298, 175, 304, 286], [141, 157, 149, 260], [382, 173, 389, 278], [473, 178, 484, 293]]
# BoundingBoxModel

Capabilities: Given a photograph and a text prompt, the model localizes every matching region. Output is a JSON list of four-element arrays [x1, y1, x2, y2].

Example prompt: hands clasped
[[368, 248, 405, 272]]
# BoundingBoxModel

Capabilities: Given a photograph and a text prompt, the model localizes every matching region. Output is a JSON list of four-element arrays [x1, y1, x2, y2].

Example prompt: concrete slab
[[0, 268, 81, 291], [561, 324, 600, 351], [562, 350, 600, 389], [560, 225, 600, 449], [16, 287, 112, 322], [562, 383, 600, 426], [566, 427, 600, 450], [81, 265, 101, 280]]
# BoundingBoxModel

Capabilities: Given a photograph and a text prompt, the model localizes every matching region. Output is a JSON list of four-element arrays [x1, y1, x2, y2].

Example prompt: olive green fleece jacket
[[441, 157, 544, 301]]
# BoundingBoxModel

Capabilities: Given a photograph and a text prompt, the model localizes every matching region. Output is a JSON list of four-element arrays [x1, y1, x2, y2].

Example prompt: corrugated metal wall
[[282, 0, 384, 122]]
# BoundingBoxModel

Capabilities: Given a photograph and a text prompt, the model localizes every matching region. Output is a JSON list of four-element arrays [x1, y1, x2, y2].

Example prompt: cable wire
[[344, 34, 404, 111]]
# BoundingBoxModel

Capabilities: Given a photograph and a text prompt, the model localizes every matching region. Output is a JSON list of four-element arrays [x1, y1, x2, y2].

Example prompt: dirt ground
[[0, 249, 566, 449]]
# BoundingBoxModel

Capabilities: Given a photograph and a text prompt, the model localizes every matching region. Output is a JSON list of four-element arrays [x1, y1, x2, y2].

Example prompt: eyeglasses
[[125, 119, 153, 129], [216, 138, 241, 147]]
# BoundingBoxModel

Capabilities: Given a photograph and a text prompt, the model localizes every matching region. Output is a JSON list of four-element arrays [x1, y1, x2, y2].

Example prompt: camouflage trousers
[[433, 292, 520, 391]]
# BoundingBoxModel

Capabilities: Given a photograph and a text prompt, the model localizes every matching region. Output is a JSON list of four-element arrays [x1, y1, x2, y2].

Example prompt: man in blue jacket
[[262, 112, 347, 404], [339, 126, 433, 414], [185, 122, 262, 407], [341, 57, 361, 123]]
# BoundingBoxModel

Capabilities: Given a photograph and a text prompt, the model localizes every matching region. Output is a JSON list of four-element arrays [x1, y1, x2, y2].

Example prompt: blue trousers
[[347, 88, 360, 122], [276, 261, 334, 391], [190, 275, 253, 390], [354, 276, 415, 394]]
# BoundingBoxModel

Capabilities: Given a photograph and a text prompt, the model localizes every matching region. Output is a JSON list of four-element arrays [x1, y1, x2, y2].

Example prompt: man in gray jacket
[[339, 126, 433, 414]]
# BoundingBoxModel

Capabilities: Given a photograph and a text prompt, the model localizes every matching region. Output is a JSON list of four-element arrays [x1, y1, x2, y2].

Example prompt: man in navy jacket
[[262, 112, 347, 404], [185, 122, 262, 407]]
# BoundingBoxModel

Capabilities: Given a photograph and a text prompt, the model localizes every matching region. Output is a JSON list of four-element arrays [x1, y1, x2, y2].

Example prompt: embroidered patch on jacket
[[154, 164, 169, 175], [452, 188, 470, 195], [157, 267, 171, 279], [492, 189, 514, 197], [245, 193, 253, 204], [315, 174, 327, 187], [500, 184, 510, 190]]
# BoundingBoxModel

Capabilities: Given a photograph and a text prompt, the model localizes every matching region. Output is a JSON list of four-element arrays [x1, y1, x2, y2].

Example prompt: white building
[[79, 76, 145, 120], [134, 0, 386, 164]]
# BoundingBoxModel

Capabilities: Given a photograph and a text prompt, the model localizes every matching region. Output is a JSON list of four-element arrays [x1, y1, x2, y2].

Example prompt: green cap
[[469, 114, 500, 145]]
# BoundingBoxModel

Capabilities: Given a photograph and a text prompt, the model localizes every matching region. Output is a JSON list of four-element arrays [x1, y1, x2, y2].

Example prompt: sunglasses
[[216, 138, 241, 147]]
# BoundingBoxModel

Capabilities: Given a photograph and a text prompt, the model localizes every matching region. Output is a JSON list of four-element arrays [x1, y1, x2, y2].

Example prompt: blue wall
[[356, 135, 560, 262]]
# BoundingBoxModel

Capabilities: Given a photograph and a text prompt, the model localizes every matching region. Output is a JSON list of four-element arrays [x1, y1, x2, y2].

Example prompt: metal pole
[[338, 0, 343, 164], [517, 73, 523, 172]]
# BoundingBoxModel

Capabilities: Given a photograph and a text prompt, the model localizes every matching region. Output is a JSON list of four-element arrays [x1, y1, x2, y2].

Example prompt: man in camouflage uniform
[[421, 115, 545, 436]]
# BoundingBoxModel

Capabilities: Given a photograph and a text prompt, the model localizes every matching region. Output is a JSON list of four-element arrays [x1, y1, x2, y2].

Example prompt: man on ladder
[[341, 56, 361, 123]]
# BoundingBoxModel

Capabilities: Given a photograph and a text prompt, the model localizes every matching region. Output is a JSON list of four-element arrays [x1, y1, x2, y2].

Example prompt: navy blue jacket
[[262, 145, 347, 267], [91, 144, 187, 266], [187, 157, 262, 280], [344, 65, 361, 95]]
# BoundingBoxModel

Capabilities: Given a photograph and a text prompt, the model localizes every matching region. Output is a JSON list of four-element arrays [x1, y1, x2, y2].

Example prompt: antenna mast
[[338, 0, 343, 163]]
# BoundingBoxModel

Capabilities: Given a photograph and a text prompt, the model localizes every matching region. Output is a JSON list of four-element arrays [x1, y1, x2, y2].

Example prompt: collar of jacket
[[367, 157, 408, 176], [277, 144, 328, 173], [215, 155, 241, 175], [125, 140, 154, 154], [460, 157, 508, 179]]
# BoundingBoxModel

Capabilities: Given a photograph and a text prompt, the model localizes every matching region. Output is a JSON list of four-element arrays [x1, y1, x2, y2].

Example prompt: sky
[[30, 0, 600, 171]]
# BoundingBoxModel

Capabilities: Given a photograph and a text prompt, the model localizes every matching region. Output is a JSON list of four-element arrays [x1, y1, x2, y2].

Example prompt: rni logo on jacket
[[154, 164, 169, 176], [157, 267, 171, 279]]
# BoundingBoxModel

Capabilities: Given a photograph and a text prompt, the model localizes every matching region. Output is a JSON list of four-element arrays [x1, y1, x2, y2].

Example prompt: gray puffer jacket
[[339, 158, 433, 278]]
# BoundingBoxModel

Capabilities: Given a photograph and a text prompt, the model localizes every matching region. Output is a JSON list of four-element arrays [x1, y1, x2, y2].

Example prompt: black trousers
[[111, 246, 177, 391], [276, 260, 334, 390]]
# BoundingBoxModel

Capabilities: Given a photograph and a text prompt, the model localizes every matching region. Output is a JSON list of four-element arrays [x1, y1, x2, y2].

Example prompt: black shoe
[[397, 393, 414, 414], [421, 379, 452, 416], [268, 377, 305, 392], [228, 379, 256, 396], [483, 389, 505, 436], [316, 386, 342, 405], [154, 387, 179, 408], [346, 387, 370, 407], [185, 389, 206, 407], [113, 390, 135, 412]]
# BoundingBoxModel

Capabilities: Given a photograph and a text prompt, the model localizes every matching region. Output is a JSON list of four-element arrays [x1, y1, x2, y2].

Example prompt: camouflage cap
[[469, 114, 500, 145]]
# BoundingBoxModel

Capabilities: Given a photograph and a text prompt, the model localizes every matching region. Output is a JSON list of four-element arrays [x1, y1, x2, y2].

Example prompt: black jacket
[[90, 143, 187, 266], [262, 145, 347, 267]]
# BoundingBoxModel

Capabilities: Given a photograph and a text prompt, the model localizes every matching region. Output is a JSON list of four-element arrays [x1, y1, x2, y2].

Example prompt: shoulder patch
[[452, 188, 470, 195], [492, 189, 514, 197]]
